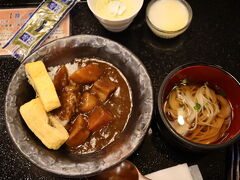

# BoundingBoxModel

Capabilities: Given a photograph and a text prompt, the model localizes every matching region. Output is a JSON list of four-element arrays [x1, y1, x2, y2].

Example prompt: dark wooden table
[[1, 0, 240, 179]]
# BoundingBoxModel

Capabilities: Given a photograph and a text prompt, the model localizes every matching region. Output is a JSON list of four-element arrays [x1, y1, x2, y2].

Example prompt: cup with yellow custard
[[87, 0, 144, 32]]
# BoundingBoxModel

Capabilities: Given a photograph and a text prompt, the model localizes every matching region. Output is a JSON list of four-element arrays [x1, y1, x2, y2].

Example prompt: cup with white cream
[[87, 0, 144, 32], [146, 0, 192, 38]]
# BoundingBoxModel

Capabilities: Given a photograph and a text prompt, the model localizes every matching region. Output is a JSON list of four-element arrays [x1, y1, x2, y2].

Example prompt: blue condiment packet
[[2, 0, 78, 61]]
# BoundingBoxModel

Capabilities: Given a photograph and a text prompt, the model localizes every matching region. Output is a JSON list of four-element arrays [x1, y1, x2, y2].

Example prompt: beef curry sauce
[[51, 58, 132, 154]]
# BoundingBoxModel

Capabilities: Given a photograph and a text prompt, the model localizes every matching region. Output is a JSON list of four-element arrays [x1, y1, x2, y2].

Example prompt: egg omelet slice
[[20, 98, 69, 150], [25, 61, 61, 112]]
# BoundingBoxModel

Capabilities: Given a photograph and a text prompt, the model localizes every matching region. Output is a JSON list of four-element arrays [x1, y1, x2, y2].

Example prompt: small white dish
[[87, 0, 144, 32]]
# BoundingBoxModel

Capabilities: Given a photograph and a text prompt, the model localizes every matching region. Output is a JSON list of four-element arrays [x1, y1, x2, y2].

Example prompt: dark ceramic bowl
[[5, 35, 153, 177], [158, 63, 240, 152]]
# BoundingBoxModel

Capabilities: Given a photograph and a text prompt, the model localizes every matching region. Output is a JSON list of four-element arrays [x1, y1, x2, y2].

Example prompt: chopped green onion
[[194, 103, 201, 111], [182, 79, 187, 84]]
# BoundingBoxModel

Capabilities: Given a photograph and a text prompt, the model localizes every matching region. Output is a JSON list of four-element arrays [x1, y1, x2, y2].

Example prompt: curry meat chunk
[[70, 64, 102, 84], [80, 92, 98, 112], [91, 77, 117, 102], [53, 65, 69, 92], [52, 65, 80, 123], [66, 115, 90, 147], [53, 83, 80, 123], [88, 106, 113, 131]]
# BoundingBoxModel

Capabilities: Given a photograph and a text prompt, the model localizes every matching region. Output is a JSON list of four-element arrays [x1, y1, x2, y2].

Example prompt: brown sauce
[[52, 58, 132, 154]]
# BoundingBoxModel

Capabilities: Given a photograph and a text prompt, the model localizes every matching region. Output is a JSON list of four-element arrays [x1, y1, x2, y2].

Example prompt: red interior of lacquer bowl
[[162, 65, 240, 144]]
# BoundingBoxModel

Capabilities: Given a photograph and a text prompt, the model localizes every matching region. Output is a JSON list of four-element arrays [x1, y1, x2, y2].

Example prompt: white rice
[[65, 63, 79, 75], [48, 62, 78, 80], [48, 66, 59, 80]]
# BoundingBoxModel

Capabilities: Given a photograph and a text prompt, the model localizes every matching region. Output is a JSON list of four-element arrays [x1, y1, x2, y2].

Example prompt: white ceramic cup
[[87, 0, 144, 32]]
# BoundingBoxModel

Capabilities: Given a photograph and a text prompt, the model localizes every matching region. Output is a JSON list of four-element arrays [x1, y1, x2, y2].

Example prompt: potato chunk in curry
[[80, 92, 98, 112], [91, 77, 117, 102], [66, 115, 90, 147], [70, 64, 102, 84], [88, 106, 113, 131]]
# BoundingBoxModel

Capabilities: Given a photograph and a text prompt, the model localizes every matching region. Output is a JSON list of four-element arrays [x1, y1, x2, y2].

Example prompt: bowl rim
[[87, 0, 144, 22], [5, 34, 154, 177], [158, 62, 240, 150], [146, 0, 193, 34]]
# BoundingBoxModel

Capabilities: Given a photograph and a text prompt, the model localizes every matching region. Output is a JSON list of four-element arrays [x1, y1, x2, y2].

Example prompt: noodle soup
[[163, 83, 232, 144]]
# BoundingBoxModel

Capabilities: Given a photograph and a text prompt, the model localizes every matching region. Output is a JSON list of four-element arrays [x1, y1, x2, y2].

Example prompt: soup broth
[[163, 83, 232, 144]]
